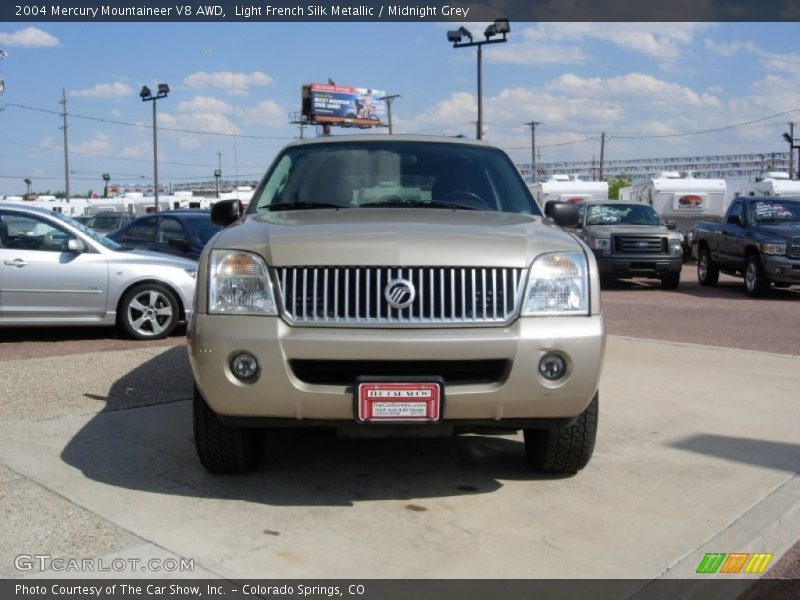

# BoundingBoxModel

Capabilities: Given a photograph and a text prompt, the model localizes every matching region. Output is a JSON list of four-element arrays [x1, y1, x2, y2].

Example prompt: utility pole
[[524, 121, 541, 181], [215, 150, 222, 198], [60, 89, 70, 202], [476, 44, 483, 139], [785, 122, 795, 179], [599, 132, 606, 181], [381, 94, 401, 134]]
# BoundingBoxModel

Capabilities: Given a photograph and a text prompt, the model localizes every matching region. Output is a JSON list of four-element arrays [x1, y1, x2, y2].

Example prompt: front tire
[[524, 392, 598, 474], [119, 283, 179, 340], [697, 248, 719, 287], [660, 271, 680, 290], [744, 254, 769, 298], [193, 385, 264, 474]]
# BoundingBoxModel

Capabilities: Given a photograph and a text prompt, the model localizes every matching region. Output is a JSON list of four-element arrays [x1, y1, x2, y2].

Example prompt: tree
[[607, 177, 631, 200]]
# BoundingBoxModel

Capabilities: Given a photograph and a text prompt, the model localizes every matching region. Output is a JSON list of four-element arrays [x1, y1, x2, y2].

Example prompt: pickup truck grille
[[791, 237, 800, 258], [613, 236, 667, 254], [274, 266, 527, 327]]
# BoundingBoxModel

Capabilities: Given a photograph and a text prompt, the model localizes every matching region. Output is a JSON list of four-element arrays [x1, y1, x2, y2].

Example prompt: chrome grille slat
[[276, 266, 527, 327], [791, 237, 800, 259]]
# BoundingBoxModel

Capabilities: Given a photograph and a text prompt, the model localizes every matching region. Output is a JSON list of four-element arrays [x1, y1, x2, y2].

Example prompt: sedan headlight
[[760, 242, 786, 255], [589, 238, 611, 255], [522, 252, 589, 316], [209, 250, 277, 315]]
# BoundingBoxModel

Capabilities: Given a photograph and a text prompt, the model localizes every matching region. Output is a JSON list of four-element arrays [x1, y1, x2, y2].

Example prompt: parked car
[[189, 135, 605, 475], [569, 200, 684, 289], [0, 203, 197, 339], [692, 196, 800, 296], [71, 215, 92, 226], [83, 211, 136, 235], [108, 209, 222, 260]]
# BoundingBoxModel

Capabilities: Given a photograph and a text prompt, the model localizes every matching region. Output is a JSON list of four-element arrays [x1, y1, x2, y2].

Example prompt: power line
[[2, 102, 294, 140]]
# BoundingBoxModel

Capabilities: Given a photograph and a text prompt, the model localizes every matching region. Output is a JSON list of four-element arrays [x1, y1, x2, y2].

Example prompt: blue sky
[[1, 21, 799, 195]]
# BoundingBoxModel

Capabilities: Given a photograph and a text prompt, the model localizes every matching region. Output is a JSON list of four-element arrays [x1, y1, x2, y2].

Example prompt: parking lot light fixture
[[446, 19, 510, 141], [140, 83, 169, 212]]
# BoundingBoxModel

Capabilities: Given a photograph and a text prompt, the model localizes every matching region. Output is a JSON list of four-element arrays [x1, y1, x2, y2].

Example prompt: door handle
[[3, 259, 27, 267]]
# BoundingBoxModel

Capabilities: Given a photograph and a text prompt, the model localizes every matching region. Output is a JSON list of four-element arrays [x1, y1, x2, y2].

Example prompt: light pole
[[102, 173, 110, 198], [140, 83, 169, 212], [24, 178, 31, 198], [447, 19, 510, 141]]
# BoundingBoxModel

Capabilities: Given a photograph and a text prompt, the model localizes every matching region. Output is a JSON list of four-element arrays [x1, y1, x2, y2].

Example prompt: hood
[[755, 222, 800, 240], [212, 208, 581, 268], [584, 224, 673, 236], [107, 248, 198, 270]]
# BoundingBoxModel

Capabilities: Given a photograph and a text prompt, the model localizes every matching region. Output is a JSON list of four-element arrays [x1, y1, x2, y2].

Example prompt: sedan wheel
[[120, 284, 179, 340]]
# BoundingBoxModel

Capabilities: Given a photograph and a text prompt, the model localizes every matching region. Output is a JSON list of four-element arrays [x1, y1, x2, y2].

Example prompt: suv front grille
[[791, 237, 800, 258], [613, 236, 667, 254], [274, 266, 527, 327]]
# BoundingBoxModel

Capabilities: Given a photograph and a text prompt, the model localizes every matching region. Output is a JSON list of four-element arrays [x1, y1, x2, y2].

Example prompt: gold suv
[[189, 136, 605, 475]]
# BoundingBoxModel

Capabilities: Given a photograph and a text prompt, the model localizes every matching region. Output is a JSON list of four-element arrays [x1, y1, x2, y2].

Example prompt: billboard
[[302, 83, 387, 127]]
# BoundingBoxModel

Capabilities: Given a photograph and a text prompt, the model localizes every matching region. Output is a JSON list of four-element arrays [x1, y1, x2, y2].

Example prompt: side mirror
[[211, 199, 243, 227], [66, 238, 87, 253], [665, 220, 677, 230], [727, 214, 742, 226], [550, 203, 580, 228]]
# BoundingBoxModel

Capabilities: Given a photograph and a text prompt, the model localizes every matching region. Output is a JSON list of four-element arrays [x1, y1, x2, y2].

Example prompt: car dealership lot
[[0, 273, 798, 581]]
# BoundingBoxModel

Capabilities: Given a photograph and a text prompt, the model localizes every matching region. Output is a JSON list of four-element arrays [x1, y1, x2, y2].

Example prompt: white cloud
[[487, 22, 708, 65], [705, 38, 800, 77], [72, 133, 112, 155], [0, 27, 59, 47], [244, 100, 285, 127], [72, 82, 133, 99], [182, 71, 273, 96], [120, 143, 151, 159]]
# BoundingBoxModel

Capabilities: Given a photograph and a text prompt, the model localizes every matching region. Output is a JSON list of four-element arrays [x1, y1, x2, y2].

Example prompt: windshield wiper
[[266, 202, 348, 211], [360, 199, 480, 211]]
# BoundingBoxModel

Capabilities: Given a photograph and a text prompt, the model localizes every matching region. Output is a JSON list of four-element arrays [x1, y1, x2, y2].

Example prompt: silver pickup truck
[[188, 135, 605, 475]]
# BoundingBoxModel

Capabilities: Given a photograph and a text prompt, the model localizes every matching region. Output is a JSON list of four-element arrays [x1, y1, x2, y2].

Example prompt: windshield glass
[[51, 211, 124, 250], [750, 199, 800, 222], [87, 215, 124, 229], [585, 203, 662, 226], [250, 140, 540, 215]]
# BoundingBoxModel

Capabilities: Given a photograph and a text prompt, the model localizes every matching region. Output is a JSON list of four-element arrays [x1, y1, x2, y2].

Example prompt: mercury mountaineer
[[188, 135, 605, 475]]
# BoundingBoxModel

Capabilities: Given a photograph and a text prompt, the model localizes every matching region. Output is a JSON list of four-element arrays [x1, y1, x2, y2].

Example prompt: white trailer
[[619, 171, 726, 231], [528, 175, 608, 210], [729, 172, 800, 200]]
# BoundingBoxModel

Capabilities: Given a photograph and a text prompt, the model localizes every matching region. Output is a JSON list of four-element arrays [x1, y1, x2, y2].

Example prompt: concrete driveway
[[0, 338, 798, 582]]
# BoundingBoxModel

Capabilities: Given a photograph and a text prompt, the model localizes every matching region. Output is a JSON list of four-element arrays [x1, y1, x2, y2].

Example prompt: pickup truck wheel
[[697, 249, 719, 287], [524, 392, 598, 474], [660, 272, 680, 290], [744, 254, 770, 298], [193, 385, 264, 474]]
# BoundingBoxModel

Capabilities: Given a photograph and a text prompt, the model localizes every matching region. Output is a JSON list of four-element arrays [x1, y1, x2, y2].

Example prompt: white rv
[[528, 175, 608, 210], [730, 172, 800, 200]]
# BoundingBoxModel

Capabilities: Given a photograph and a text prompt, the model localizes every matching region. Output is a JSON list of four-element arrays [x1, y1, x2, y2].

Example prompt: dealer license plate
[[356, 380, 442, 423]]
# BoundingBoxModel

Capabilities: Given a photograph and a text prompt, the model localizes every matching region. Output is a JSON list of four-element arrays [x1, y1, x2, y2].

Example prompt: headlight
[[522, 252, 589, 316], [760, 242, 786, 255], [208, 250, 277, 315], [669, 237, 683, 255], [589, 238, 611, 255]]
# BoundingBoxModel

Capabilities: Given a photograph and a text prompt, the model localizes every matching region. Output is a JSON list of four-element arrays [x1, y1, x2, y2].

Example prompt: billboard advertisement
[[302, 83, 387, 127]]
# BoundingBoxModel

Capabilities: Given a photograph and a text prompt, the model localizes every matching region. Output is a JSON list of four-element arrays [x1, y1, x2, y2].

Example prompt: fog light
[[539, 352, 567, 381], [230, 352, 259, 382]]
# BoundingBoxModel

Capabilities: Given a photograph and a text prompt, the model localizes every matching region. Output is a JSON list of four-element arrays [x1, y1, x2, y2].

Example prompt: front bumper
[[595, 253, 682, 278], [189, 314, 605, 423], [762, 255, 800, 284]]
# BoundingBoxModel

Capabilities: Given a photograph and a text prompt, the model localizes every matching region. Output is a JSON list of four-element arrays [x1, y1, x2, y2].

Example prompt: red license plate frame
[[355, 377, 444, 424]]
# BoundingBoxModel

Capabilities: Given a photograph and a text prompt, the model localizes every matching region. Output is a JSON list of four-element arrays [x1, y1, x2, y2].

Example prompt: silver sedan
[[0, 203, 197, 340]]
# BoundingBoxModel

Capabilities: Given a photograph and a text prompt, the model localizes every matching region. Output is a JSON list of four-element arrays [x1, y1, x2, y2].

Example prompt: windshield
[[51, 212, 124, 251], [250, 140, 540, 215], [87, 215, 124, 229], [750, 199, 800, 223], [585, 203, 662, 226]]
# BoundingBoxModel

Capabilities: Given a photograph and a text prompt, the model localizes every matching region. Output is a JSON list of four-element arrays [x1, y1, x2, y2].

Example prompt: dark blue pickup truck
[[692, 196, 800, 296]]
